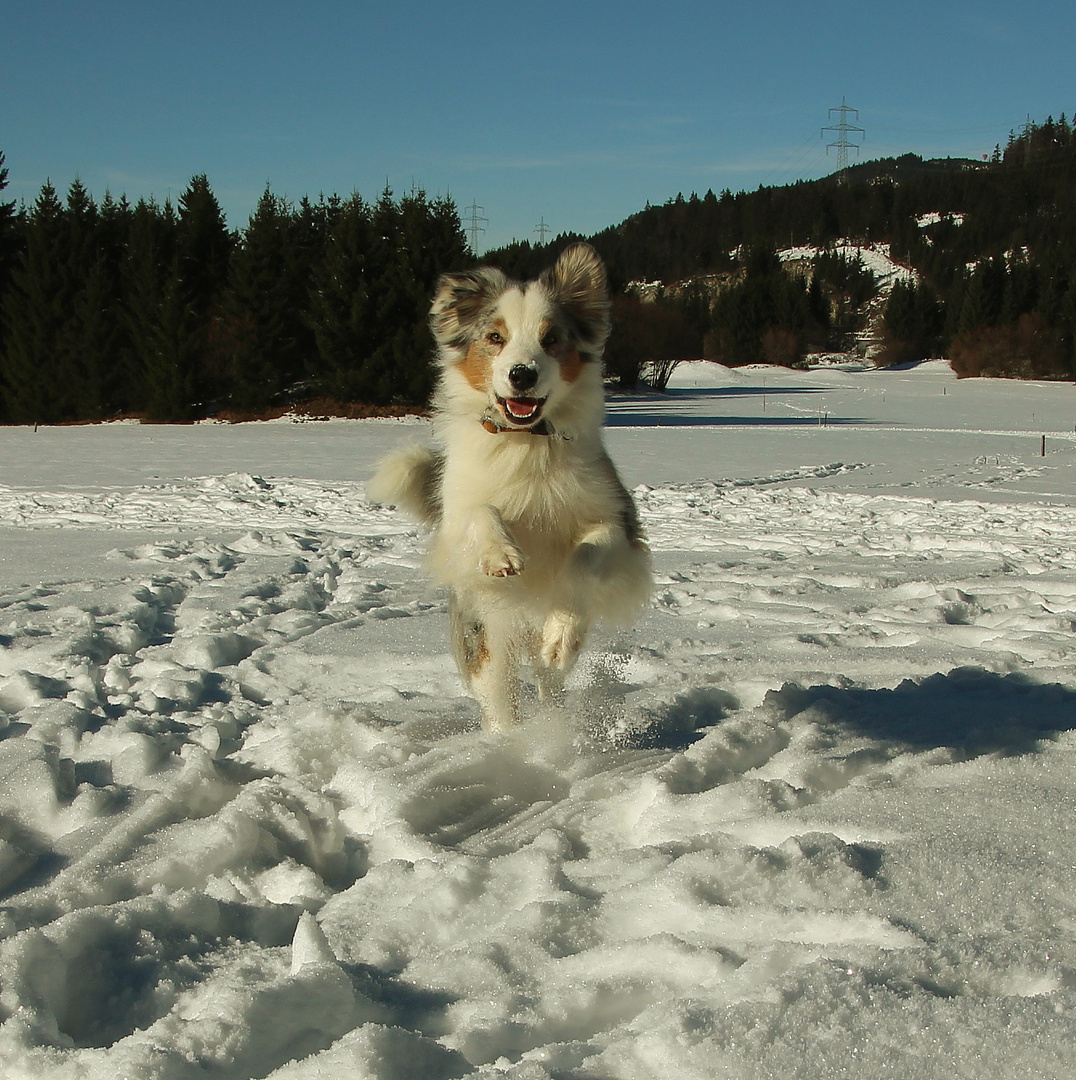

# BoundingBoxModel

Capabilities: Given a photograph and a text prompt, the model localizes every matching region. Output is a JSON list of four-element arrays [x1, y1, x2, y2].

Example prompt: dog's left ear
[[542, 243, 611, 356]]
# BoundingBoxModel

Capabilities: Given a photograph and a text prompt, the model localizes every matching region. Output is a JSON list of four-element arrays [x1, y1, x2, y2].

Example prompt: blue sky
[[3, 0, 1073, 251]]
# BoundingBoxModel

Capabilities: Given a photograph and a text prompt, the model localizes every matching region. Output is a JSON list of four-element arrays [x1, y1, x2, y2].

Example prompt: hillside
[[487, 116, 1076, 382]]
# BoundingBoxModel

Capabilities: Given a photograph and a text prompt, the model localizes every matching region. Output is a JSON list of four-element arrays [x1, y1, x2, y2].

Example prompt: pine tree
[[306, 188, 469, 405], [176, 175, 231, 317], [226, 187, 306, 410], [61, 179, 121, 419], [957, 259, 1007, 336], [307, 193, 375, 401], [141, 267, 204, 420], [175, 175, 232, 408], [806, 273, 832, 345], [124, 198, 202, 420], [708, 247, 813, 367], [1, 182, 69, 423], [881, 280, 943, 365], [96, 192, 136, 414], [364, 189, 469, 403], [0, 149, 20, 399]]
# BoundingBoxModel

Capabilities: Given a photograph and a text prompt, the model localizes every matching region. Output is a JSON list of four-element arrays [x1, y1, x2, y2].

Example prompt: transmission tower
[[821, 98, 865, 184], [534, 218, 551, 245], [463, 200, 488, 253]]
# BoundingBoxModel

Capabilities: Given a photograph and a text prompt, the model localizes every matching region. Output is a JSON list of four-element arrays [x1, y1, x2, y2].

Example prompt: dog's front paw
[[540, 610, 585, 670], [478, 542, 525, 578]]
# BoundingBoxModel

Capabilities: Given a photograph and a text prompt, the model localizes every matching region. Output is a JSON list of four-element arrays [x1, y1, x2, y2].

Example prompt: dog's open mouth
[[496, 395, 547, 427]]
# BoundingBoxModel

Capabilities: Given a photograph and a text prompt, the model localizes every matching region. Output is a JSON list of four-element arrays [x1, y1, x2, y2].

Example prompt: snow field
[[0, 362, 1075, 1078]]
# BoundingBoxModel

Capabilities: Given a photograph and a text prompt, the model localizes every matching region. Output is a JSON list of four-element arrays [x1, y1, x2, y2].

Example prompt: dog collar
[[481, 413, 555, 436], [481, 403, 557, 436]]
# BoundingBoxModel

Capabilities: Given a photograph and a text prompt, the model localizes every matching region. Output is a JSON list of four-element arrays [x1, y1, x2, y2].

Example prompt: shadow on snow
[[768, 666, 1076, 758], [605, 385, 870, 428]]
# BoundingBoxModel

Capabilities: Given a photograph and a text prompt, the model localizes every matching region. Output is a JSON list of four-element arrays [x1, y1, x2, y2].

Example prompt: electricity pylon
[[463, 201, 488, 253], [822, 99, 865, 184], [534, 218, 551, 245]]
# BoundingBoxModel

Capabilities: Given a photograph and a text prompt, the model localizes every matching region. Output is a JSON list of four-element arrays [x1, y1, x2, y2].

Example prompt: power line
[[755, 131, 831, 190], [463, 200, 488, 253], [822, 98, 866, 184], [534, 217, 551, 245]]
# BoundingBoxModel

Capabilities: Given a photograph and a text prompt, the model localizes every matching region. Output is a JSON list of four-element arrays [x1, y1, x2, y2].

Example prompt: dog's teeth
[[507, 400, 537, 419]]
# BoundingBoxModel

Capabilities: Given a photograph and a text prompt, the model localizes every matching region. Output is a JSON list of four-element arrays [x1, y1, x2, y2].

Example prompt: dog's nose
[[508, 364, 538, 392]]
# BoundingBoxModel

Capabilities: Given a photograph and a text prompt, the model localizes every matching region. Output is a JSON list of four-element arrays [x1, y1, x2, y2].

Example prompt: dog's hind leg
[[450, 593, 522, 731], [539, 608, 589, 672], [523, 625, 563, 703], [533, 659, 567, 704]]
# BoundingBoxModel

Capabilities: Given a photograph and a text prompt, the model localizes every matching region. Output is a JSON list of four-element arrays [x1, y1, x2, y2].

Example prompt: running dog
[[369, 243, 652, 730]]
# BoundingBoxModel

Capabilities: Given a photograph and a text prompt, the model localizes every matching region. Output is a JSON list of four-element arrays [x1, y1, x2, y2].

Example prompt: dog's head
[[430, 243, 611, 433]]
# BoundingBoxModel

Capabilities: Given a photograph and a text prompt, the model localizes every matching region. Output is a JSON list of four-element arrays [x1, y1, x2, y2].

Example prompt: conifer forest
[[1, 115, 1075, 424]]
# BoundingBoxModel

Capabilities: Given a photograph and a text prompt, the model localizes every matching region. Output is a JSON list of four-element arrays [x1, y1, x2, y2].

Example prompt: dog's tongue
[[505, 399, 538, 420]]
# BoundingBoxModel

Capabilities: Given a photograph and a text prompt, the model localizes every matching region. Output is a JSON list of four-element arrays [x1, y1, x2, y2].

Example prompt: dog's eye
[[541, 331, 559, 350], [486, 331, 505, 347]]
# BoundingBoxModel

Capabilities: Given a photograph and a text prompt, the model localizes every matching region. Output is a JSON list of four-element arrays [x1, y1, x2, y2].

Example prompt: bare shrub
[[950, 313, 1068, 379], [605, 293, 703, 390], [761, 327, 805, 368]]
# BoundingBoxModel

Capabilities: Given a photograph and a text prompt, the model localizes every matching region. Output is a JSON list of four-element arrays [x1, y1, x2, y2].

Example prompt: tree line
[[2, 113, 1075, 426], [0, 158, 470, 423]]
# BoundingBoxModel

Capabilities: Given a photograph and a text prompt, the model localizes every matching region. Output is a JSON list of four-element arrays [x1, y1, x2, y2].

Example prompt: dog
[[369, 243, 652, 731]]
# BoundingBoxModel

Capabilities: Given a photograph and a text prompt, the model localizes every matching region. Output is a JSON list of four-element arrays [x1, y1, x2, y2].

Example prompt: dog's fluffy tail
[[368, 444, 443, 526]]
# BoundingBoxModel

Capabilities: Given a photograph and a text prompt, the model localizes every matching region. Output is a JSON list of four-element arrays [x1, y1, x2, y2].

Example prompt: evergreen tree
[[141, 267, 205, 420], [880, 279, 943, 365], [363, 189, 469, 403], [307, 193, 375, 401], [123, 198, 202, 420], [707, 247, 813, 367], [957, 258, 1006, 336], [1, 182, 69, 422], [1, 177, 129, 422], [175, 175, 232, 408], [96, 192, 136, 413], [226, 187, 308, 410], [806, 274, 831, 338], [0, 149, 20, 401], [176, 174, 231, 317], [307, 189, 469, 404], [61, 179, 121, 419], [1002, 259, 1039, 324]]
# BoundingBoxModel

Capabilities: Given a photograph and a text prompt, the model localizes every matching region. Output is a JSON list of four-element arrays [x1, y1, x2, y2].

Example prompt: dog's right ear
[[430, 267, 509, 353]]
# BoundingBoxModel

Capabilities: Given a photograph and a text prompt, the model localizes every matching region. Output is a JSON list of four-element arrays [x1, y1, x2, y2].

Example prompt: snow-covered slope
[[780, 240, 918, 291], [1, 362, 1075, 1079]]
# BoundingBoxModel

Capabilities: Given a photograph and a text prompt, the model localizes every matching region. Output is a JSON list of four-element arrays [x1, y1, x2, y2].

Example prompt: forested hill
[[486, 154, 977, 287], [486, 116, 1076, 383], [487, 119, 1075, 292]]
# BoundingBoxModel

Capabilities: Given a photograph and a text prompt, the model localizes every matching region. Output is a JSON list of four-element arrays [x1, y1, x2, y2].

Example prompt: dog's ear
[[430, 267, 509, 352], [542, 243, 611, 356]]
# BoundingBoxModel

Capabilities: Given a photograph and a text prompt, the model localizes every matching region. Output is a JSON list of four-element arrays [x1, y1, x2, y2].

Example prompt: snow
[[779, 242, 918, 289], [1, 360, 1076, 1079], [917, 212, 966, 228]]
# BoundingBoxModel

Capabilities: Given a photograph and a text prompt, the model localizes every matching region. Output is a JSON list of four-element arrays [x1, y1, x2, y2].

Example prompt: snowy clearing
[[1, 361, 1075, 1079], [780, 242, 918, 290]]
